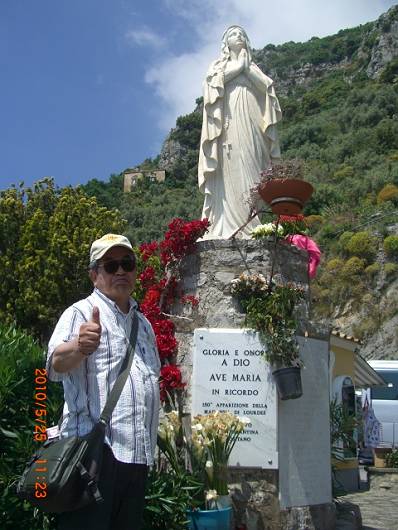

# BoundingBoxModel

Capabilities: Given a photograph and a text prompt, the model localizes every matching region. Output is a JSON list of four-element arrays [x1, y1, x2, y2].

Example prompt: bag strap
[[99, 311, 139, 425]]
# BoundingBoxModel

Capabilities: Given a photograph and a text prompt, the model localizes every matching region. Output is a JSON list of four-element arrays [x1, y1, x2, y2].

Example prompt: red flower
[[153, 319, 175, 336], [139, 266, 157, 289], [136, 218, 210, 397], [160, 364, 186, 401], [140, 286, 162, 323], [140, 300, 161, 324], [139, 241, 159, 261], [143, 285, 161, 304], [160, 218, 210, 265], [156, 334, 178, 360], [181, 294, 199, 307]]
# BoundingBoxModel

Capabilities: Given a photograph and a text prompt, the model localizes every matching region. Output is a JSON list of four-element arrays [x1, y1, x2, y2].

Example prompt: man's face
[[91, 246, 136, 304]]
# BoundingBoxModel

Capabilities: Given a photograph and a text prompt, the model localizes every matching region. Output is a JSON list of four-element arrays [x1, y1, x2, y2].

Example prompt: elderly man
[[47, 234, 160, 530]]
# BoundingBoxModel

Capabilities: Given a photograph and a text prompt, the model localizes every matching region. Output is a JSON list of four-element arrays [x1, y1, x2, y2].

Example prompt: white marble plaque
[[192, 328, 278, 468]]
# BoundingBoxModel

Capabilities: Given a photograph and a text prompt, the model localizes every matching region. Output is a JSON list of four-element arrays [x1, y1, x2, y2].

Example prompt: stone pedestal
[[172, 239, 335, 530]]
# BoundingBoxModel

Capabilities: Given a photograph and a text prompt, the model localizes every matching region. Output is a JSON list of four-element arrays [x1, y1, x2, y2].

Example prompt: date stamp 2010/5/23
[[33, 368, 48, 498]]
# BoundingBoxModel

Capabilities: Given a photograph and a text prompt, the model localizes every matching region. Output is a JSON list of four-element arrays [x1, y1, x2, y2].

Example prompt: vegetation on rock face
[[256, 23, 369, 75]]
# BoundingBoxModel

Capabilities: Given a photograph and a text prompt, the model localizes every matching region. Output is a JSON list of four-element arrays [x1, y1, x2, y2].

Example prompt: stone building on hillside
[[123, 167, 166, 192]]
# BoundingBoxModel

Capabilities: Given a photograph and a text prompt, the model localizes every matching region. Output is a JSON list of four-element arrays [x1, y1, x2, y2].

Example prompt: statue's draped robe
[[198, 61, 282, 240]]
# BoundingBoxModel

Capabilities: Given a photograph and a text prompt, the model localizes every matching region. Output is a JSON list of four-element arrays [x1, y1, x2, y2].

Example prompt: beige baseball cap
[[89, 234, 133, 264]]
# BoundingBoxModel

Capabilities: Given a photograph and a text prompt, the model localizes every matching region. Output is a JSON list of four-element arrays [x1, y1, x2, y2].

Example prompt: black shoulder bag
[[16, 312, 139, 514]]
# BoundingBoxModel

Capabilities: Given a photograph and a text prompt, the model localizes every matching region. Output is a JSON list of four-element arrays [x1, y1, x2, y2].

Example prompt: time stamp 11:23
[[33, 368, 48, 499]]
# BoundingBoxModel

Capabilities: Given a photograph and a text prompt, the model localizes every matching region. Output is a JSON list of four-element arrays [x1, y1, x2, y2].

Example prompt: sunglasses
[[99, 257, 136, 274]]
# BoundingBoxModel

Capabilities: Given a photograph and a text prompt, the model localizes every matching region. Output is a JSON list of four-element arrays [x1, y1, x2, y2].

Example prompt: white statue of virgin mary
[[198, 26, 282, 240]]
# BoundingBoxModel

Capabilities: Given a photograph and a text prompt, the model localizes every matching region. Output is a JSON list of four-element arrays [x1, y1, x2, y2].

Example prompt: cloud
[[125, 26, 167, 49], [145, 0, 397, 131], [145, 44, 215, 130]]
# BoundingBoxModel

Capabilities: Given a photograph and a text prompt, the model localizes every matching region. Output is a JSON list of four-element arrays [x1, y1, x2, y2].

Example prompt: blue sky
[[1, 0, 396, 191]]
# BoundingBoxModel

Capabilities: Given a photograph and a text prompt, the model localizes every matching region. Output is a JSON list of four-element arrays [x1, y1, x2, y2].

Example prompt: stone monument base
[[173, 240, 334, 530]]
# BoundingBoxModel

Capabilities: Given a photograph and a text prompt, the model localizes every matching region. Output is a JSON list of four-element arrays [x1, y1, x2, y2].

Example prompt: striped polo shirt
[[46, 288, 160, 465]]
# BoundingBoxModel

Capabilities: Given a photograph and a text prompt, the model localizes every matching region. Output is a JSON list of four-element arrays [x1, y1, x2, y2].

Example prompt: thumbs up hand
[[91, 306, 101, 325], [77, 306, 102, 356]]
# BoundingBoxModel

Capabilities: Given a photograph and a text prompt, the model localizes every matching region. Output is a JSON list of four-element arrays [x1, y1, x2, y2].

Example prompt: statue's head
[[221, 25, 251, 56]]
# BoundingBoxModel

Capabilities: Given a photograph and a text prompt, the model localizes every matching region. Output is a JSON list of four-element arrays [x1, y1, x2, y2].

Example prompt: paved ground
[[342, 488, 398, 530], [344, 490, 398, 530], [335, 468, 398, 530]]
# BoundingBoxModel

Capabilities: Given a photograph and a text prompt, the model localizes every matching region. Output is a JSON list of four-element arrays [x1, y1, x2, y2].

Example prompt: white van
[[367, 360, 398, 447]]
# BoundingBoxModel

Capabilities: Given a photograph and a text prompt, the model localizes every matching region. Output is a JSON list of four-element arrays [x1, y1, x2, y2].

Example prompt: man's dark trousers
[[58, 445, 148, 530]]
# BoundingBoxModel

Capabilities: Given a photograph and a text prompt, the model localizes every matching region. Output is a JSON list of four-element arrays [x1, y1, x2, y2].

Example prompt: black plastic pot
[[272, 366, 303, 400]]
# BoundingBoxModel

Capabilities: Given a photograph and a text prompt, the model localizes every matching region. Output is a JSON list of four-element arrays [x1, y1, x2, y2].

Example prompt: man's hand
[[78, 307, 101, 356]]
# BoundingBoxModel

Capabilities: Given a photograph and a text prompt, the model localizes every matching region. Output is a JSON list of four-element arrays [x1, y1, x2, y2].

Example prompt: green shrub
[[338, 231, 354, 253], [305, 215, 324, 232], [0, 325, 62, 529], [385, 262, 398, 278], [333, 165, 354, 180], [345, 231, 378, 262], [365, 262, 381, 277], [143, 468, 202, 530], [325, 257, 344, 272], [341, 257, 366, 278], [377, 183, 398, 204], [383, 235, 398, 258], [385, 449, 398, 468], [375, 118, 398, 153]]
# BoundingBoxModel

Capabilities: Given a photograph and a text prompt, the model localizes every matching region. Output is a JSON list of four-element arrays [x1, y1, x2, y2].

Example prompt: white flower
[[251, 223, 284, 239], [205, 489, 218, 502]]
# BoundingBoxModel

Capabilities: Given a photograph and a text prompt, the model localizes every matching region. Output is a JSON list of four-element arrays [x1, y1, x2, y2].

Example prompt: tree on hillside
[[0, 178, 126, 341], [81, 173, 124, 210]]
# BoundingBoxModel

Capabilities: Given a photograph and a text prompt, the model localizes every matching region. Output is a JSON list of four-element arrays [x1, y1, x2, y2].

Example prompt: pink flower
[[286, 234, 321, 278]]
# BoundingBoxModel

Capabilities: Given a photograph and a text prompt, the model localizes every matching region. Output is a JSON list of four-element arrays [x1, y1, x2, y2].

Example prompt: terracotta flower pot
[[258, 178, 314, 215]]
